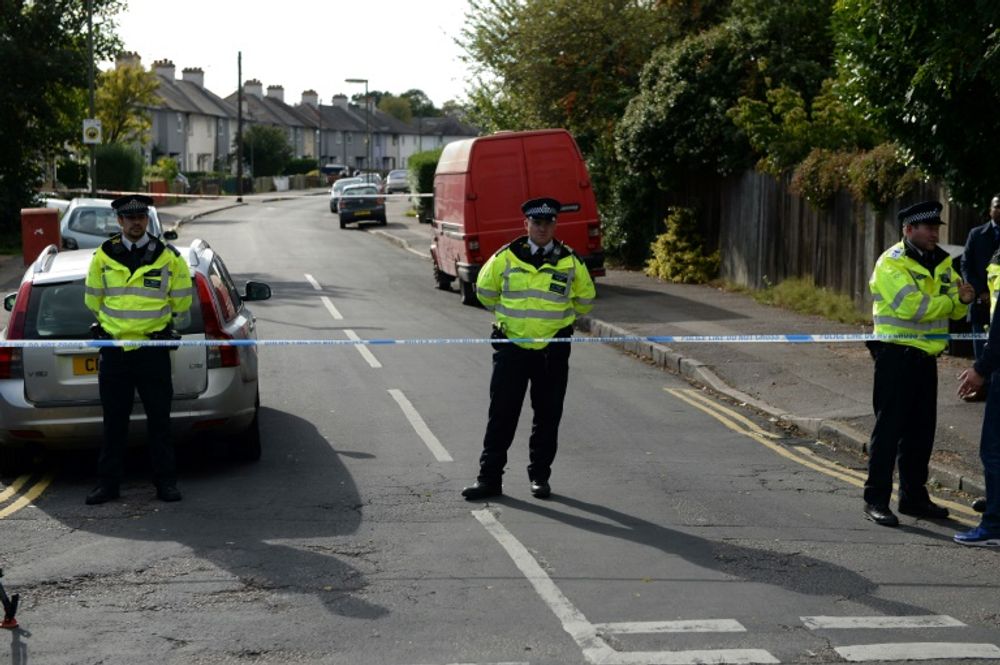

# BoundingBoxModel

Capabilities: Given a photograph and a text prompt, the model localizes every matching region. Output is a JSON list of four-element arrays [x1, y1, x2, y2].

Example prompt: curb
[[577, 315, 986, 498]]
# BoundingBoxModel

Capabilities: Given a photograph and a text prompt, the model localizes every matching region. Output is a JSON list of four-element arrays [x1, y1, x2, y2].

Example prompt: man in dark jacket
[[960, 194, 1000, 400]]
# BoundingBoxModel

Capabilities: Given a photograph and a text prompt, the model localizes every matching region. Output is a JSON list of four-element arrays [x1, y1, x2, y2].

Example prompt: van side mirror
[[4, 292, 16, 312], [243, 281, 271, 302], [163, 230, 178, 241]]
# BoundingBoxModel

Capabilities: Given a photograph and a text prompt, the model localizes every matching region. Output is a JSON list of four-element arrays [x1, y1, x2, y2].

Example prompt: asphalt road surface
[[2, 197, 999, 665]]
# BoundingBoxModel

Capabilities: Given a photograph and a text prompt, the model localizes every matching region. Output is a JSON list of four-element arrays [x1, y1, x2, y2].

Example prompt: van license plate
[[72, 355, 100, 375], [355, 210, 369, 216]]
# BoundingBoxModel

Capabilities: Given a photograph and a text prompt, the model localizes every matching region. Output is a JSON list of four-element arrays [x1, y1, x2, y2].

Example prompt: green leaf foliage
[[645, 207, 720, 284], [408, 148, 443, 223], [96, 63, 159, 144], [834, 0, 1000, 204], [95, 142, 143, 191], [0, 0, 123, 234], [239, 125, 293, 178]]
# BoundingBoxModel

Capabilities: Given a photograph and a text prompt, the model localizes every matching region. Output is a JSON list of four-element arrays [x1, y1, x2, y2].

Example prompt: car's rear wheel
[[378, 215, 387, 226], [339, 218, 346, 229], [229, 392, 261, 463]]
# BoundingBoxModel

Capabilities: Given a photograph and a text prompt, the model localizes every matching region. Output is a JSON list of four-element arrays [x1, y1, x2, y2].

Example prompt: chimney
[[115, 51, 141, 69], [244, 79, 263, 98], [301, 89, 319, 108], [152, 58, 175, 80], [266, 85, 284, 103], [331, 94, 350, 110], [182, 67, 204, 87]]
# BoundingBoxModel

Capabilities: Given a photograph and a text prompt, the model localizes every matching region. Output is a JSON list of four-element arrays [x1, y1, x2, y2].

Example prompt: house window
[[392, 135, 398, 146], [346, 134, 352, 144]]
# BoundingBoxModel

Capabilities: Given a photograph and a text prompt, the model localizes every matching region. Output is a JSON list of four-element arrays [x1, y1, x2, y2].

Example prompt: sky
[[107, 0, 476, 107]]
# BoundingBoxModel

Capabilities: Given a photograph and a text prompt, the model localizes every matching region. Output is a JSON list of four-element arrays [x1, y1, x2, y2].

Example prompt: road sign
[[82, 119, 102, 144]]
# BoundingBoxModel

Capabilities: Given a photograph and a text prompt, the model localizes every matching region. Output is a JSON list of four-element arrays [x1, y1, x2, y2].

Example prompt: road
[[1, 196, 999, 665]]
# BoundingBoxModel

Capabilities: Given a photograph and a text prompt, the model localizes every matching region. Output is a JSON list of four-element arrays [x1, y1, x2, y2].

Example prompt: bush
[[57, 161, 88, 189], [645, 207, 719, 284], [95, 143, 144, 191], [790, 148, 854, 209], [283, 157, 317, 176], [846, 143, 922, 211], [408, 148, 443, 223], [146, 156, 179, 183]]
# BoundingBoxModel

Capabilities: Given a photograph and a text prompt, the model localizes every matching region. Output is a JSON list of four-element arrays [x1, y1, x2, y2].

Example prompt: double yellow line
[[0, 474, 54, 519], [665, 387, 979, 527]]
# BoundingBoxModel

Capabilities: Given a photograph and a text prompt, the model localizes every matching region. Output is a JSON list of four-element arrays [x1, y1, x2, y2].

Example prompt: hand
[[957, 279, 975, 305], [957, 367, 986, 399], [978, 291, 991, 305]]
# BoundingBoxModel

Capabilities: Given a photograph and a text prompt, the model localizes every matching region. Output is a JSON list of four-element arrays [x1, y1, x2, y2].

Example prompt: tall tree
[[0, 0, 123, 234], [378, 95, 413, 123], [239, 125, 292, 178], [401, 89, 440, 117], [96, 63, 159, 144], [834, 0, 1000, 204]]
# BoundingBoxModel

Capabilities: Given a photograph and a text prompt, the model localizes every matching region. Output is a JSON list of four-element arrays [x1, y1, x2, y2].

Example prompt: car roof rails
[[32, 244, 59, 274]]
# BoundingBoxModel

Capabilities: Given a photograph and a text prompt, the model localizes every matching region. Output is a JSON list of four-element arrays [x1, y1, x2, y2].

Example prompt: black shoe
[[898, 500, 948, 519], [972, 497, 987, 513], [155, 483, 182, 502], [530, 480, 551, 498], [461, 481, 501, 500], [863, 503, 899, 526], [85, 485, 120, 505]]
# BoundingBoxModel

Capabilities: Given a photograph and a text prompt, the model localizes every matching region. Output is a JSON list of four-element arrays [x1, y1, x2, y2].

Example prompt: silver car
[[0, 240, 271, 471], [384, 169, 409, 193], [329, 177, 363, 212], [60, 197, 176, 250]]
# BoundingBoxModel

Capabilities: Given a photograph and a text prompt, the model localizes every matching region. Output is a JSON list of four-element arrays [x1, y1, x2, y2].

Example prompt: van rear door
[[469, 136, 529, 253]]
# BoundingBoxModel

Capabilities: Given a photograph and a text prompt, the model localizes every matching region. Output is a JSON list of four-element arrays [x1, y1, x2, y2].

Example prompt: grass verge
[[716, 276, 870, 325]]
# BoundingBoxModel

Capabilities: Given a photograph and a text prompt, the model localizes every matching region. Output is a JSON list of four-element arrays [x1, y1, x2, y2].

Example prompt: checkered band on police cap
[[111, 194, 153, 216], [521, 197, 562, 221], [897, 200, 944, 226]]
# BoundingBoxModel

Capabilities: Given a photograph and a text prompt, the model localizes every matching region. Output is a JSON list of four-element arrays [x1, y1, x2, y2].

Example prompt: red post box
[[20, 208, 61, 266]]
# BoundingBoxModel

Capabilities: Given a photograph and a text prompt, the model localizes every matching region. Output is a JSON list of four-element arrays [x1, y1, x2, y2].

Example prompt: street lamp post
[[345, 78, 371, 173]]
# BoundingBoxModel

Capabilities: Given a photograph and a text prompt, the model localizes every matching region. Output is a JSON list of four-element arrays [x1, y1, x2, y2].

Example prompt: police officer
[[462, 197, 596, 500], [83, 195, 193, 505], [864, 200, 974, 526]]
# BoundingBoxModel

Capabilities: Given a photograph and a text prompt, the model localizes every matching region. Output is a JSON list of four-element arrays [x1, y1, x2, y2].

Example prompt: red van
[[430, 129, 605, 305]]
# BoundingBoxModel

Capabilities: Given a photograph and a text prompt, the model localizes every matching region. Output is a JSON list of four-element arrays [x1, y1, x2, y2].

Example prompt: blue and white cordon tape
[[0, 332, 987, 349]]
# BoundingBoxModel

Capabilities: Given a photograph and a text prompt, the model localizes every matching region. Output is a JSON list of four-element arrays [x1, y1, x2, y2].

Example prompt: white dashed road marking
[[595, 619, 746, 634], [388, 389, 453, 462], [304, 273, 322, 291], [321, 295, 343, 320], [345, 329, 380, 368], [835, 642, 1000, 662], [802, 615, 965, 630]]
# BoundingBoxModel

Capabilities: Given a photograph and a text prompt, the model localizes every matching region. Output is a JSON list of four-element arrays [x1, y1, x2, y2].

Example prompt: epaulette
[[888, 245, 904, 259], [165, 243, 180, 257]]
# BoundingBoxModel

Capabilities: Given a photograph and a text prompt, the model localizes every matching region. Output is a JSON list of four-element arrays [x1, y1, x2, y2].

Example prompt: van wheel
[[459, 278, 478, 306], [433, 264, 454, 291]]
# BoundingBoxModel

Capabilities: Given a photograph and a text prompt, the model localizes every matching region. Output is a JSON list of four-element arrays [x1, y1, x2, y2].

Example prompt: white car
[[60, 197, 176, 250], [0, 240, 271, 471]]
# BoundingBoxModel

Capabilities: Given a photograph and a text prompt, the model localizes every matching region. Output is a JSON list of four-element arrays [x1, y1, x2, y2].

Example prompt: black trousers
[[478, 340, 571, 485], [97, 347, 175, 488], [863, 343, 937, 506]]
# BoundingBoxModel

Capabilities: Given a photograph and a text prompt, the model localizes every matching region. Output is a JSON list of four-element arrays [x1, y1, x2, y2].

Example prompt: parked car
[[329, 177, 363, 212], [0, 239, 272, 471], [337, 184, 386, 228], [357, 172, 384, 191], [60, 198, 176, 250], [384, 169, 409, 194]]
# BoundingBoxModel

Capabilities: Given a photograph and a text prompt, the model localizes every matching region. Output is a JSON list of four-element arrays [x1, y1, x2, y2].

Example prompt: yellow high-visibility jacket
[[988, 262, 1000, 320], [869, 240, 967, 355], [476, 236, 595, 350], [84, 235, 193, 347]]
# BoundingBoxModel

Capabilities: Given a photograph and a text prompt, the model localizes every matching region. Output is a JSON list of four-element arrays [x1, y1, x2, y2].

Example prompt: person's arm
[[475, 251, 503, 310]]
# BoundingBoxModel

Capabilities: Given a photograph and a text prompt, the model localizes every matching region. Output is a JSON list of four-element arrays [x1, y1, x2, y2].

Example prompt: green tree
[[833, 0, 1000, 204], [239, 125, 293, 177], [401, 89, 440, 117], [378, 95, 413, 123], [96, 63, 159, 144], [0, 0, 123, 236]]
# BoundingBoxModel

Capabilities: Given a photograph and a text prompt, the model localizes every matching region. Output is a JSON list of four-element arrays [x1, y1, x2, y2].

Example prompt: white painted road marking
[[802, 615, 965, 630], [304, 273, 322, 291], [345, 329, 381, 368], [321, 295, 344, 320], [595, 619, 746, 634], [388, 389, 453, 462], [471, 509, 779, 665], [835, 642, 1000, 662]]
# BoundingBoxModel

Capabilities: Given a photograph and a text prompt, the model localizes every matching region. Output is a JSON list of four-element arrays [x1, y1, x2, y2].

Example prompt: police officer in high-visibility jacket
[[83, 195, 193, 505], [864, 200, 974, 526], [462, 197, 596, 500]]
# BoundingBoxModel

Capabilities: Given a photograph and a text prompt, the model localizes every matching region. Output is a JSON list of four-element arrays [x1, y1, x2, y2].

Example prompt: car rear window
[[67, 207, 120, 237], [22, 279, 204, 339], [346, 186, 378, 196]]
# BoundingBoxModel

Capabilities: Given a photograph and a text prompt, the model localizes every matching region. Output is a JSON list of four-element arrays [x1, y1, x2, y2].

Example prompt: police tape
[[0, 332, 988, 349], [51, 188, 431, 202]]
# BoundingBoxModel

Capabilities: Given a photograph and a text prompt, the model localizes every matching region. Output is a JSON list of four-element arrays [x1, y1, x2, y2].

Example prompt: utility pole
[[87, 0, 96, 196], [236, 52, 243, 202], [345, 78, 370, 172]]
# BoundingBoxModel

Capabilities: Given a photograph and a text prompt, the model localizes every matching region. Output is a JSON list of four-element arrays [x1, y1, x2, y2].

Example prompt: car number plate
[[72, 355, 100, 375], [355, 210, 370, 216]]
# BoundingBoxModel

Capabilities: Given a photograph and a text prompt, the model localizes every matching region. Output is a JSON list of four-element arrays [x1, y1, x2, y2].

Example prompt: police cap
[[521, 197, 561, 222], [898, 200, 944, 226], [111, 194, 154, 216]]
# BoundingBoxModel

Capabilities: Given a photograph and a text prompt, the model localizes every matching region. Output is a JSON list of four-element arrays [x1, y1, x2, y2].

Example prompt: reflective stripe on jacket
[[989, 262, 1000, 321], [476, 239, 596, 350], [84, 238, 193, 347], [869, 240, 967, 355]]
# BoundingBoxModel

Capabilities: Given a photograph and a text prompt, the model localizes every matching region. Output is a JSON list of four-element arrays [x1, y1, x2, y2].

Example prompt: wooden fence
[[675, 170, 985, 309]]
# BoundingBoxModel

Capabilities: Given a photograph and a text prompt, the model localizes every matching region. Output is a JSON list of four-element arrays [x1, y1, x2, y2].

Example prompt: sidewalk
[[1, 196, 986, 500]]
